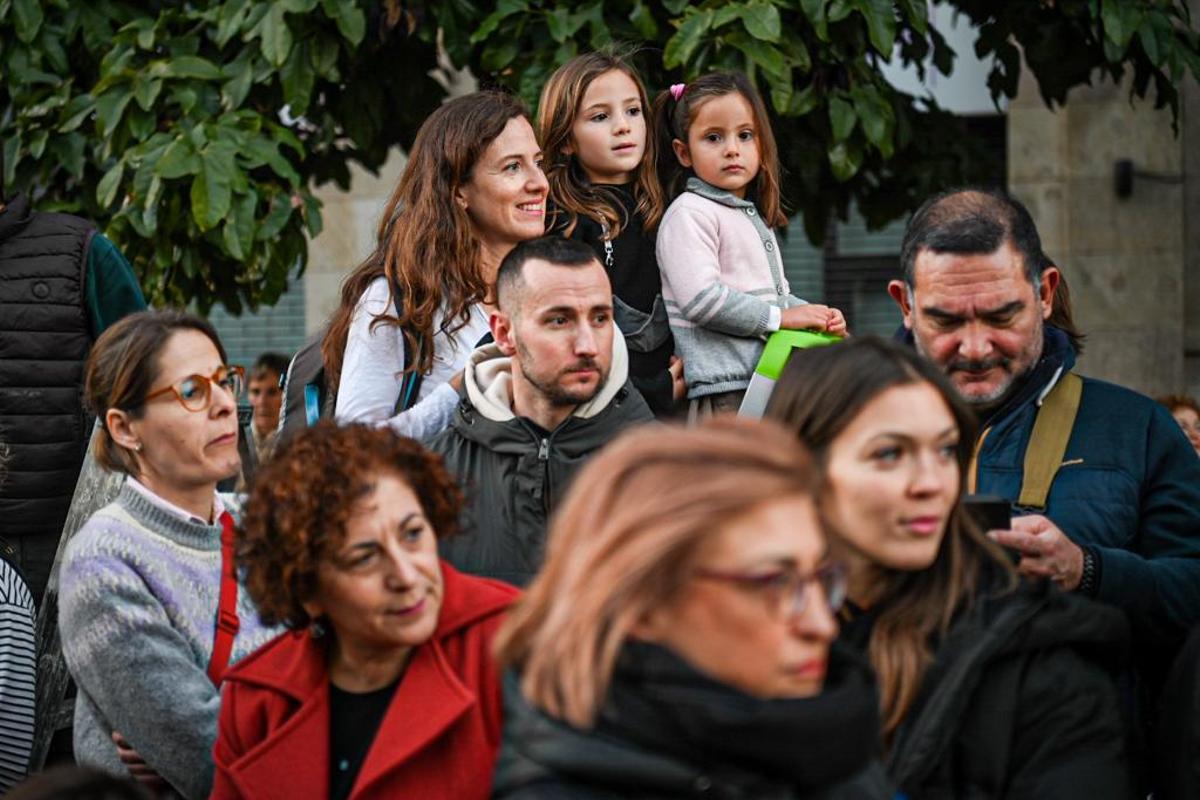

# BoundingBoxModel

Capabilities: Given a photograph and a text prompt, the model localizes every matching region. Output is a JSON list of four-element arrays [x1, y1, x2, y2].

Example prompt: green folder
[[737, 329, 843, 418]]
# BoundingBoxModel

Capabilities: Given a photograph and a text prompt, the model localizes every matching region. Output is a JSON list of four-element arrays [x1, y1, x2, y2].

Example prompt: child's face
[[673, 92, 761, 198], [569, 69, 646, 185]]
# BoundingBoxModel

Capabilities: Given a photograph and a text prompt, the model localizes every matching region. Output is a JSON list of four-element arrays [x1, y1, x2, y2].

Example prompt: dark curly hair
[[237, 422, 463, 629]]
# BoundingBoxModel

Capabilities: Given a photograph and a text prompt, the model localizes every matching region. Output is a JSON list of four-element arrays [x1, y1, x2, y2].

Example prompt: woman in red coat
[[210, 423, 518, 800]]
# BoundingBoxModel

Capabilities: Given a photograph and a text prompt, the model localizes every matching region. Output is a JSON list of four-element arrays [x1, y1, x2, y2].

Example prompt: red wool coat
[[209, 563, 519, 800]]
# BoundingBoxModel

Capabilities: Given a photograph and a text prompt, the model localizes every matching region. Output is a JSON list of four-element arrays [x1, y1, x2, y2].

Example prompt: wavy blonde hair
[[493, 418, 818, 728]]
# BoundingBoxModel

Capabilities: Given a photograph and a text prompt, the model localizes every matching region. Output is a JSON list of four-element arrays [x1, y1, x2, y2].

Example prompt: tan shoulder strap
[[1017, 371, 1083, 510]]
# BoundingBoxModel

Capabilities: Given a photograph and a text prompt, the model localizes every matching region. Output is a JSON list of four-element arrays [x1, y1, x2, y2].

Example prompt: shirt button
[[745, 208, 756, 216], [765, 241, 775, 251], [694, 775, 713, 793]]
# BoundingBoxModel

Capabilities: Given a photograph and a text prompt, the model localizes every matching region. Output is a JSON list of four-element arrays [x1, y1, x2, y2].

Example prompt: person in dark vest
[[0, 185, 145, 601]]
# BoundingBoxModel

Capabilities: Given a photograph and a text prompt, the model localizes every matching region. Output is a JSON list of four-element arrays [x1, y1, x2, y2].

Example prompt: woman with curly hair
[[210, 423, 518, 800]]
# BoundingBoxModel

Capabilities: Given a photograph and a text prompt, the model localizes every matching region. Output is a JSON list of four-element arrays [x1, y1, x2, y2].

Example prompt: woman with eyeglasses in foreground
[[765, 337, 1134, 799], [491, 420, 892, 799], [59, 310, 280, 799]]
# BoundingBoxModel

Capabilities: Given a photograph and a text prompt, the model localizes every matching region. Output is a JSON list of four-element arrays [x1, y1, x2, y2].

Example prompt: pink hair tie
[[669, 83, 686, 101]]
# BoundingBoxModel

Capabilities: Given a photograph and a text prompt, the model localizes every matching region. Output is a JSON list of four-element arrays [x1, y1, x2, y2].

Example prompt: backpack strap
[[207, 511, 240, 685], [1017, 371, 1083, 510]]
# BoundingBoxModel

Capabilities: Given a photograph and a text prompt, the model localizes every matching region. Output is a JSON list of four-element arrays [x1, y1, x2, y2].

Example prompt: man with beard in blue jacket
[[887, 188, 1200, 662]]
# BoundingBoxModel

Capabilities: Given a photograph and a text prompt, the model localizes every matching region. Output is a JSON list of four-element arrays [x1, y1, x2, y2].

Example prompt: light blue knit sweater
[[59, 482, 281, 800]]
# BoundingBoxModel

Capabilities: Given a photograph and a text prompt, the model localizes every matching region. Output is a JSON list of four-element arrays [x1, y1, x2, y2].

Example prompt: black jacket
[[428, 343, 653, 586], [844, 576, 1135, 799], [493, 641, 893, 800], [0, 192, 95, 598]]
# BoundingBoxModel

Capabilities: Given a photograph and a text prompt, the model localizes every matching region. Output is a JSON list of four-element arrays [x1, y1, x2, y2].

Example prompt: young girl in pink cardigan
[[653, 72, 846, 417]]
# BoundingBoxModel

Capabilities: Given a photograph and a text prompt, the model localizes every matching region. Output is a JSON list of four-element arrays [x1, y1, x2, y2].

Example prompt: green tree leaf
[[741, 1, 782, 42], [133, 75, 164, 111], [828, 140, 863, 181], [828, 94, 857, 141], [321, 0, 366, 46], [801, 0, 829, 40], [12, 0, 44, 44], [191, 141, 236, 231], [281, 40, 315, 116], [260, 5, 293, 67], [1102, 1, 1144, 54], [860, 0, 897, 55], [163, 55, 224, 81], [664, 9, 714, 69], [97, 159, 125, 207], [629, 2, 658, 38], [95, 86, 134, 139]]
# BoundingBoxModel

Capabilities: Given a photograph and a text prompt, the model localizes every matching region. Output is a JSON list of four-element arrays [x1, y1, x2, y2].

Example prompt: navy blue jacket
[[968, 327, 1200, 645]]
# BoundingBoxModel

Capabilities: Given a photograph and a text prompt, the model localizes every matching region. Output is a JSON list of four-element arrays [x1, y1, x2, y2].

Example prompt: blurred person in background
[[0, 437, 36, 792], [0, 185, 145, 602], [212, 423, 518, 800], [766, 336, 1134, 799], [491, 420, 891, 799], [1156, 394, 1200, 458], [246, 352, 288, 462], [59, 310, 280, 799]]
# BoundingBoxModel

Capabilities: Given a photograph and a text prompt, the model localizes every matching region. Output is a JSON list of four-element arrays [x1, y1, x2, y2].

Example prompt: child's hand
[[826, 307, 848, 336], [780, 304, 845, 334], [669, 356, 687, 403]]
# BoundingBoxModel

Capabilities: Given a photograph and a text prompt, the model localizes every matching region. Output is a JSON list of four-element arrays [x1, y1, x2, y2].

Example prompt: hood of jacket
[[885, 575, 1130, 788], [494, 641, 891, 799], [464, 325, 631, 424]]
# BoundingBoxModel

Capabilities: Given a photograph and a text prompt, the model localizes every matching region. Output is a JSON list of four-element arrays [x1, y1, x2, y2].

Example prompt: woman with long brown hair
[[765, 336, 1134, 799], [491, 420, 891, 799], [325, 91, 548, 439]]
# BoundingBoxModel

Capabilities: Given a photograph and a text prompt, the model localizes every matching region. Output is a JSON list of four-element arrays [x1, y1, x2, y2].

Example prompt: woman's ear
[[106, 408, 141, 453], [628, 606, 668, 643], [671, 138, 692, 168]]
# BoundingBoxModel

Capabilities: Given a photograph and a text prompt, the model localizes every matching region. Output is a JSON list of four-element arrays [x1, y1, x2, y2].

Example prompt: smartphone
[[963, 494, 1012, 533]]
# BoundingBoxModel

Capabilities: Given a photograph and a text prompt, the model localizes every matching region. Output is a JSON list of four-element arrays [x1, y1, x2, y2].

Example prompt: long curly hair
[[538, 48, 665, 237], [321, 91, 531, 392], [237, 422, 463, 629]]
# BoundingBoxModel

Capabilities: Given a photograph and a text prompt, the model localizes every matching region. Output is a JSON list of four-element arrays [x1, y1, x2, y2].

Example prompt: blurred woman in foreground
[[491, 420, 891, 799]]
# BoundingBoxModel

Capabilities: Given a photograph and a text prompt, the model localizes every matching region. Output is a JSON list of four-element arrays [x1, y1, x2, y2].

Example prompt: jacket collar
[[684, 176, 756, 210], [462, 330, 631, 424], [0, 193, 33, 244]]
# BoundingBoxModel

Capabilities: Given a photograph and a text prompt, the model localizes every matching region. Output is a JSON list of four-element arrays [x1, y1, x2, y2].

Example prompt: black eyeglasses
[[695, 562, 847, 618], [144, 365, 245, 412]]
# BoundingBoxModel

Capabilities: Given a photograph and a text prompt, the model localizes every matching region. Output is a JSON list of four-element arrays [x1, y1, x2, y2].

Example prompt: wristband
[[1076, 546, 1098, 597]]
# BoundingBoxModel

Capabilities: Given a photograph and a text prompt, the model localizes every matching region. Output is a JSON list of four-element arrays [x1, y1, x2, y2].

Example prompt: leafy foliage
[[2, 0, 1198, 310], [0, 0, 441, 312]]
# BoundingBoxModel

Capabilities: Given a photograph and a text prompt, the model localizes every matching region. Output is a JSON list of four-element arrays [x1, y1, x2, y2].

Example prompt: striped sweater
[[58, 482, 280, 800], [656, 178, 806, 399], [0, 555, 34, 791]]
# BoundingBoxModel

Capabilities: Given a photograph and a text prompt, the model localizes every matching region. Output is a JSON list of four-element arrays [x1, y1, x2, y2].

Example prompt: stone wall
[[303, 150, 408, 334], [1008, 51, 1196, 398]]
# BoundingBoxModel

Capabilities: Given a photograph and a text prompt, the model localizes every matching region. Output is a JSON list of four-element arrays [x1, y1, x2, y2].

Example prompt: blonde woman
[[491, 420, 891, 799]]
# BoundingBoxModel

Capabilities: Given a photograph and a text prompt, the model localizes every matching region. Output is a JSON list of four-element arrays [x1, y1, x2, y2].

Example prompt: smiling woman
[[58, 310, 281, 800], [212, 423, 518, 800], [322, 91, 549, 442]]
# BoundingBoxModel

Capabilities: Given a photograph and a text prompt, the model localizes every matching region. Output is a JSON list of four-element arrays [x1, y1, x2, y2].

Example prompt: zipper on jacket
[[537, 437, 550, 460]]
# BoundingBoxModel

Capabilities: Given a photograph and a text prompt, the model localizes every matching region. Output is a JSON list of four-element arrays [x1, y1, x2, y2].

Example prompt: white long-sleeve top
[[334, 276, 491, 441]]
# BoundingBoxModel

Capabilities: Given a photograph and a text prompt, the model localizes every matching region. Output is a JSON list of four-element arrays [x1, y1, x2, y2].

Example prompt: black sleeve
[[1004, 646, 1136, 799]]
